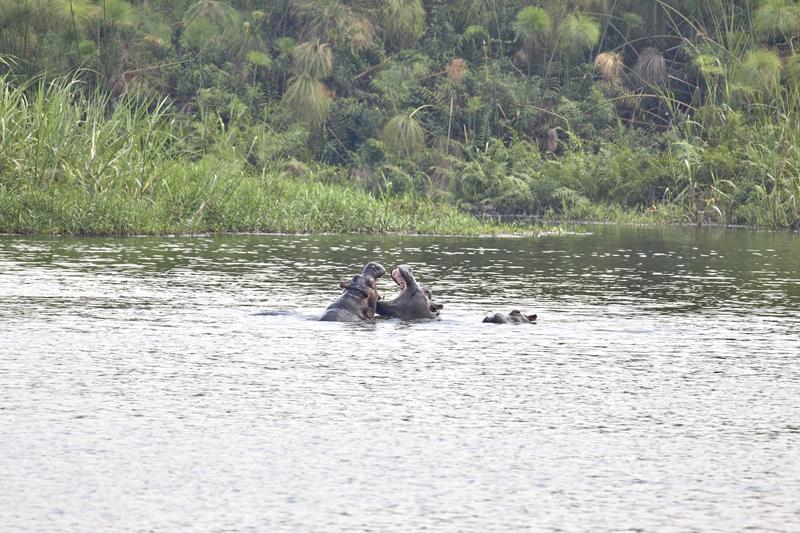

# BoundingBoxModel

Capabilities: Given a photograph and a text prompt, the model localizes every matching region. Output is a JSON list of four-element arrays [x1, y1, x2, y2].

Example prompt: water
[[1, 227, 799, 532]]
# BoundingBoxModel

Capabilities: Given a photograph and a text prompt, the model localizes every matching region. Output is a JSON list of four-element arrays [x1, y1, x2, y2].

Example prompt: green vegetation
[[0, 71, 529, 235], [2, 1, 800, 234]]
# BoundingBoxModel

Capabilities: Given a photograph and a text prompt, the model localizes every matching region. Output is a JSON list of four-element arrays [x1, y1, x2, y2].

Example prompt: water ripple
[[1, 227, 799, 532]]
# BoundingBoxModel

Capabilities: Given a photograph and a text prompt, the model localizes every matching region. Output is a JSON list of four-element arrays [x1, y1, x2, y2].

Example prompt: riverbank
[[1, 73, 796, 236], [0, 74, 574, 236], [0, 167, 529, 237], [1, 162, 790, 237]]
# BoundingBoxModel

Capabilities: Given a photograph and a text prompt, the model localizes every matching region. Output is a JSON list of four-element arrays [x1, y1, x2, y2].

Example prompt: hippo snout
[[362, 262, 386, 279]]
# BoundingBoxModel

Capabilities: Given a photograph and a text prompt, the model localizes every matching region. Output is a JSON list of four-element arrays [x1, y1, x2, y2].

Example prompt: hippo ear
[[339, 280, 351, 289], [430, 302, 443, 312]]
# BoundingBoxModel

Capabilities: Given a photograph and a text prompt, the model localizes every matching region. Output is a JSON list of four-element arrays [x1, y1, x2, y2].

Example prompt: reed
[[0, 73, 537, 236], [0, 73, 180, 190], [0, 163, 542, 236]]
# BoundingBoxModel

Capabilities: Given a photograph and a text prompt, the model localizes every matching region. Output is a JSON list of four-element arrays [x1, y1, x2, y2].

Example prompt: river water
[[1, 227, 799, 532]]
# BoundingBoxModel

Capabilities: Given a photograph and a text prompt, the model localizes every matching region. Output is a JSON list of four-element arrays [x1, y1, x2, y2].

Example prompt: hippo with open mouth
[[376, 264, 442, 320], [482, 310, 537, 324], [320, 262, 386, 322]]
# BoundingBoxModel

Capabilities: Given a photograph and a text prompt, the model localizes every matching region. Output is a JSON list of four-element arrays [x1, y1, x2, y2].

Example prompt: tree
[[753, 0, 800, 44], [382, 107, 426, 157], [558, 13, 600, 59], [291, 39, 332, 79], [290, 0, 375, 51], [594, 51, 623, 86], [281, 39, 333, 130], [738, 47, 783, 100], [383, 0, 426, 49], [633, 47, 667, 86], [281, 72, 331, 129], [513, 6, 551, 49]]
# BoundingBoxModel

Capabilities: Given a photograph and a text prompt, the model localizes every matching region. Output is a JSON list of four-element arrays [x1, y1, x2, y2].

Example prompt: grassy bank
[[1, 162, 532, 236], [0, 75, 533, 236], [0, 71, 795, 236]]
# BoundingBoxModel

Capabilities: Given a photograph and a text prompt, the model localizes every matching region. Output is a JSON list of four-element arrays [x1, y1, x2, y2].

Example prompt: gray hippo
[[483, 310, 537, 324], [376, 264, 442, 320], [320, 262, 386, 321]]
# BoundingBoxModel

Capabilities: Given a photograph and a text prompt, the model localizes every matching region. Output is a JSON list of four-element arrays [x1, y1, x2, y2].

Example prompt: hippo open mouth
[[377, 264, 441, 320], [391, 267, 409, 293]]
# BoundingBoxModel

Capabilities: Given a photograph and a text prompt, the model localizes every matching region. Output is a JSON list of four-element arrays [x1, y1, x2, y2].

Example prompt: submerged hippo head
[[320, 262, 386, 321], [376, 264, 442, 320], [482, 310, 537, 324]]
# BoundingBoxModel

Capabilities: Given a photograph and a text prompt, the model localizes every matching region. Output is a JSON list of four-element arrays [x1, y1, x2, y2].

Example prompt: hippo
[[482, 310, 537, 324], [376, 264, 442, 320], [320, 262, 386, 321]]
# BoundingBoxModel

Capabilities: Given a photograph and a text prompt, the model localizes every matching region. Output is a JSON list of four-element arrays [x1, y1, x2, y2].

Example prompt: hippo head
[[377, 264, 442, 319], [482, 310, 537, 324], [339, 263, 386, 300], [341, 262, 386, 289], [361, 262, 386, 282], [509, 310, 537, 322], [323, 262, 386, 321]]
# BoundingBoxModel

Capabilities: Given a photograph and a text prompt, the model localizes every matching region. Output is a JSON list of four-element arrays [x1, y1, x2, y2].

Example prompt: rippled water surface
[[2, 227, 799, 532]]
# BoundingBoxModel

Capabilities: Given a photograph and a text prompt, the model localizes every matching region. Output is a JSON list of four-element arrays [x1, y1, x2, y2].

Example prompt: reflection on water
[[1, 227, 799, 531]]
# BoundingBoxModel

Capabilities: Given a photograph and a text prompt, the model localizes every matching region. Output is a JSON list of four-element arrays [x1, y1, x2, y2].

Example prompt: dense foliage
[[2, 0, 800, 230]]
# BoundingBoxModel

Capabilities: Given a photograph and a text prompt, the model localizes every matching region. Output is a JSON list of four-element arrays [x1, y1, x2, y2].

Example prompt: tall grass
[[0, 159, 536, 235], [629, 1, 800, 229], [0, 73, 534, 236], [0, 74, 178, 191]]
